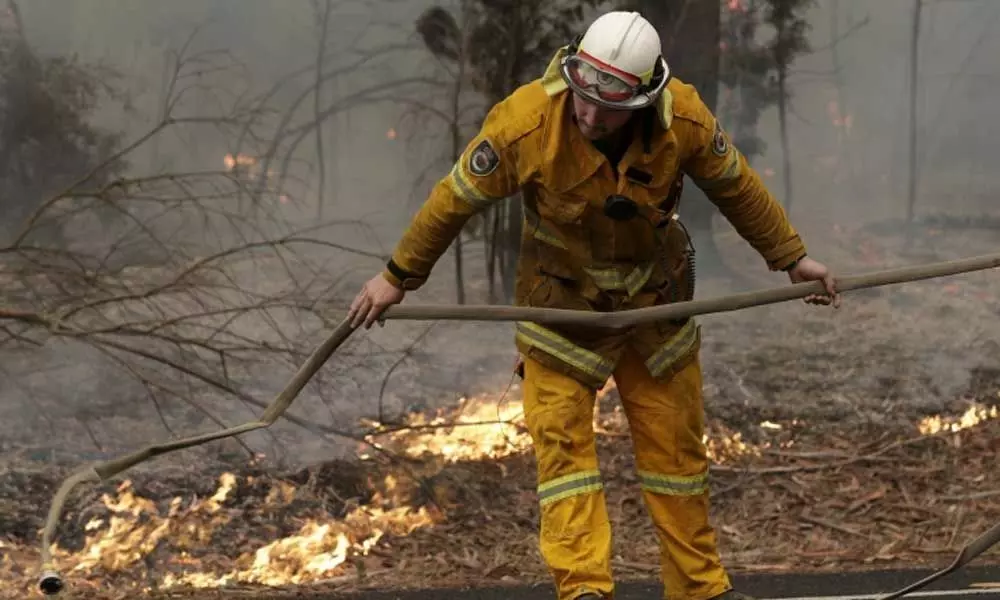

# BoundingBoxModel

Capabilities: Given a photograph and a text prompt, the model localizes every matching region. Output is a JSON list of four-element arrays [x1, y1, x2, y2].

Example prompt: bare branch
[[377, 323, 439, 423]]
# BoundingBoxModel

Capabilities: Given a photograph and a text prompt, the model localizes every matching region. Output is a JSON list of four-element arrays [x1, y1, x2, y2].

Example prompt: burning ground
[[1, 220, 999, 599]]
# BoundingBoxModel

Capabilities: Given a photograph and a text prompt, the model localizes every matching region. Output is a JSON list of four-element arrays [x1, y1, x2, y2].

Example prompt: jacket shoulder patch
[[468, 139, 500, 176], [711, 120, 730, 156]]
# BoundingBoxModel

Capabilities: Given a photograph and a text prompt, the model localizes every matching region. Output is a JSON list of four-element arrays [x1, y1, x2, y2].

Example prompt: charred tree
[[765, 0, 813, 217], [719, 0, 775, 161], [415, 0, 603, 303], [0, 0, 127, 245], [906, 0, 921, 226], [635, 0, 732, 277], [639, 0, 815, 278]]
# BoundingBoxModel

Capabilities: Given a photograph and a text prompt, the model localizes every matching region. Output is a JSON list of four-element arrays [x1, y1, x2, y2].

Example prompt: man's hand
[[348, 273, 406, 329], [787, 256, 841, 308]]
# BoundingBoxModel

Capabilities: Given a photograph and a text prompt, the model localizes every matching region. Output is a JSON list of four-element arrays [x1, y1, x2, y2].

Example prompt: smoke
[[1, 0, 997, 476], [753, 0, 1000, 229]]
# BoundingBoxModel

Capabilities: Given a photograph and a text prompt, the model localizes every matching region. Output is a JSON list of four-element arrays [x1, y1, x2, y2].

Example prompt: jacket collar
[[538, 90, 604, 193]]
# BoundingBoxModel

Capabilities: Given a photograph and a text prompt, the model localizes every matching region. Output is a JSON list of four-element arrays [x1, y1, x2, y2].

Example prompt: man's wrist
[[385, 259, 424, 291], [782, 254, 807, 272]]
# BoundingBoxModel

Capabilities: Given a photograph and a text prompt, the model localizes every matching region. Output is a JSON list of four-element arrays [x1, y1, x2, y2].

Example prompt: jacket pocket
[[535, 178, 601, 225]]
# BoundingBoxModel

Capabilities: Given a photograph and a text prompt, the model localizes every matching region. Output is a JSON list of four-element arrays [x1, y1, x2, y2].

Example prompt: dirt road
[[332, 566, 1000, 600]]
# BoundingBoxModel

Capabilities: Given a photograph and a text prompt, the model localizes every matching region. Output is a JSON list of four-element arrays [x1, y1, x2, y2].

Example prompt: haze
[[2, 0, 997, 470]]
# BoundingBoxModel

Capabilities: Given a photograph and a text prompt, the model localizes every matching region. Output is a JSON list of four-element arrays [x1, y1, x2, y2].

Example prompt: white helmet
[[560, 11, 670, 110]]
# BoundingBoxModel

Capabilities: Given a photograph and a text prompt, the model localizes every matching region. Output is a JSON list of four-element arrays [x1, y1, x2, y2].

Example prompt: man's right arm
[[349, 104, 528, 328], [382, 124, 523, 291]]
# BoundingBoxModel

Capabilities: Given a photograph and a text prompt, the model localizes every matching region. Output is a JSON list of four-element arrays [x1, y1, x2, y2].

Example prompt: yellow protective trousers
[[521, 346, 732, 600]]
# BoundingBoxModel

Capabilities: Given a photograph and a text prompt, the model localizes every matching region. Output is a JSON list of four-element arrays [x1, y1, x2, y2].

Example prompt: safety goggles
[[564, 53, 641, 103], [559, 51, 667, 110]]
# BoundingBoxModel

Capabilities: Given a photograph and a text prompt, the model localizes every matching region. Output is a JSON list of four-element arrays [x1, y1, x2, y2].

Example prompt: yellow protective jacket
[[383, 48, 806, 389]]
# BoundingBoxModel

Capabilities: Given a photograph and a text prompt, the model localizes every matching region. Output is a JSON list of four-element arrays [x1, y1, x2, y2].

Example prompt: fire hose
[[36, 251, 1000, 598]]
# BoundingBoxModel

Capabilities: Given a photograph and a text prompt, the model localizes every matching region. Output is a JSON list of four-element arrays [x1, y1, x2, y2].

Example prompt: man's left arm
[[681, 107, 840, 306], [682, 114, 806, 272]]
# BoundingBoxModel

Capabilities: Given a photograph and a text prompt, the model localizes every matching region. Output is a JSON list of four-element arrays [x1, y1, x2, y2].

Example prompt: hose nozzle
[[38, 570, 64, 595]]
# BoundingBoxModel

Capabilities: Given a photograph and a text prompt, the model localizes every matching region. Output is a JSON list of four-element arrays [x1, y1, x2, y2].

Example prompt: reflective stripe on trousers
[[538, 470, 604, 506], [521, 347, 732, 600], [638, 470, 709, 496]]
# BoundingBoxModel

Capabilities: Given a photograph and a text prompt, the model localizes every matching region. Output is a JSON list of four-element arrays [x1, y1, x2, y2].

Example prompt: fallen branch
[[711, 428, 964, 475], [800, 514, 869, 539], [942, 490, 1000, 502]]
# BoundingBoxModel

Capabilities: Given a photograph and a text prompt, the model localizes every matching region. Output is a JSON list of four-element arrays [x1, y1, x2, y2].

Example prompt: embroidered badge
[[712, 120, 730, 157], [468, 139, 500, 176]]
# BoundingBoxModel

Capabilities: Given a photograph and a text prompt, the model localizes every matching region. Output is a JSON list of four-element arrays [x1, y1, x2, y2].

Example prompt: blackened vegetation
[[0, 9, 128, 244]]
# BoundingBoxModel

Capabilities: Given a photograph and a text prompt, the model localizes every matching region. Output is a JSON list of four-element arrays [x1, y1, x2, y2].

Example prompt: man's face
[[571, 92, 633, 140]]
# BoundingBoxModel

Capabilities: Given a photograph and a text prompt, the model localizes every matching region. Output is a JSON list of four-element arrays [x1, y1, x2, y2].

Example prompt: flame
[[374, 379, 764, 466], [30, 395, 995, 592], [386, 128, 397, 140], [703, 427, 761, 463], [375, 394, 530, 462], [67, 474, 236, 574], [827, 100, 854, 133], [918, 403, 999, 436], [223, 153, 257, 171], [222, 153, 275, 180], [221, 152, 284, 201], [593, 386, 765, 462], [161, 504, 435, 589], [45, 470, 440, 591]]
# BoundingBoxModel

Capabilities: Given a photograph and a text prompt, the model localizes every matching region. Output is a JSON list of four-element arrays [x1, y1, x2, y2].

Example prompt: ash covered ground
[[1, 216, 998, 599]]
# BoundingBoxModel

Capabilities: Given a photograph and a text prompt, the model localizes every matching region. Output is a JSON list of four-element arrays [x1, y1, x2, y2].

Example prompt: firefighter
[[349, 10, 839, 600]]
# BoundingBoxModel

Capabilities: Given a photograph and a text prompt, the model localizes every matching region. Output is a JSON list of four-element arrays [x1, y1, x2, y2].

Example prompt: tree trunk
[[906, 0, 921, 226], [496, 0, 525, 304], [454, 235, 466, 304], [502, 198, 522, 302], [486, 207, 501, 303], [639, 0, 731, 277], [777, 50, 792, 215], [829, 0, 863, 201], [313, 0, 331, 221], [450, 28, 469, 305]]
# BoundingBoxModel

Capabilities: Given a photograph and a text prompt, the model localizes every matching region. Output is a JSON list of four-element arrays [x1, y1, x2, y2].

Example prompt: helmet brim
[[559, 56, 669, 111]]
